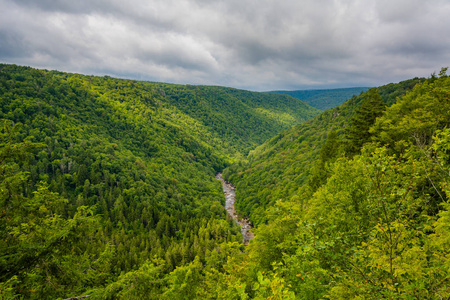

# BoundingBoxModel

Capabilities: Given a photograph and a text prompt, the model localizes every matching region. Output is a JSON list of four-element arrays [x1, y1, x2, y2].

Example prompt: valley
[[0, 64, 449, 299]]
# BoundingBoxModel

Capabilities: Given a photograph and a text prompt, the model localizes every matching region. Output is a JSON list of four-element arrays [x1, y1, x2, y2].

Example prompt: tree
[[0, 120, 98, 299], [345, 89, 385, 155], [308, 130, 340, 191]]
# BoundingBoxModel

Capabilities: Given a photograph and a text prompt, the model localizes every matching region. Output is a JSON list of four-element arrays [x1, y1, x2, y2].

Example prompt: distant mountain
[[270, 87, 371, 110]]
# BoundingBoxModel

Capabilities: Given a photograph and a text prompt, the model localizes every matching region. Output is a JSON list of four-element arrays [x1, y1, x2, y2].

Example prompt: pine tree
[[345, 88, 386, 155], [308, 130, 340, 191]]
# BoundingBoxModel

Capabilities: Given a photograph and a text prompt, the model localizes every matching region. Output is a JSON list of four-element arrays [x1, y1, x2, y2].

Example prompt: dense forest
[[225, 77, 425, 225], [271, 87, 371, 110], [0, 64, 318, 299], [1, 64, 449, 299], [223, 69, 449, 299]]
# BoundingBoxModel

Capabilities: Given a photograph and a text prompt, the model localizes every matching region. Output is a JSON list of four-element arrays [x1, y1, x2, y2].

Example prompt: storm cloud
[[1, 0, 449, 90]]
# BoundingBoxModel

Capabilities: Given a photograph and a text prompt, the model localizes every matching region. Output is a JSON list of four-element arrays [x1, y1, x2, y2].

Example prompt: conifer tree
[[308, 130, 340, 191], [345, 88, 386, 155]]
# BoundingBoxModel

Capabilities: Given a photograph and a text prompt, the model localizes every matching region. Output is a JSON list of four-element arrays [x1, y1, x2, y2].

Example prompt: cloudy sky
[[1, 0, 449, 91]]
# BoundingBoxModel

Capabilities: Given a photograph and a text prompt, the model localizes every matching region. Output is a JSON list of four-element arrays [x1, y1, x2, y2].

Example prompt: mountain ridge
[[270, 86, 371, 110], [0, 63, 318, 299], [225, 77, 425, 225], [2, 63, 448, 299]]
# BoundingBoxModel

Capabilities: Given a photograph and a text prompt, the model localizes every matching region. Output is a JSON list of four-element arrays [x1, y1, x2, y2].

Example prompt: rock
[[216, 173, 254, 245]]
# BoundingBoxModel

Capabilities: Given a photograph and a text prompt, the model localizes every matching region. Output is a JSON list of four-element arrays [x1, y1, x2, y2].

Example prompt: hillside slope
[[84, 70, 449, 300], [154, 83, 320, 156], [0, 64, 318, 299], [226, 78, 424, 225], [3, 63, 446, 299], [209, 70, 449, 299]]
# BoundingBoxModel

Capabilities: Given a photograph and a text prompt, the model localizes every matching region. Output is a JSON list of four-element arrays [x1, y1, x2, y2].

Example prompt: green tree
[[0, 120, 98, 299], [345, 88, 385, 155], [373, 68, 450, 153], [308, 130, 340, 191], [88, 258, 168, 299]]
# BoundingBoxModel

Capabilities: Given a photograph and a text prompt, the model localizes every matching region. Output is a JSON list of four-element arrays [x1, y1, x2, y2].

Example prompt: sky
[[1, 0, 449, 91]]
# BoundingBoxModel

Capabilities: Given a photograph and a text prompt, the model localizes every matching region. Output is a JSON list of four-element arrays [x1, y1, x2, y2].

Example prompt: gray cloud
[[1, 0, 449, 91]]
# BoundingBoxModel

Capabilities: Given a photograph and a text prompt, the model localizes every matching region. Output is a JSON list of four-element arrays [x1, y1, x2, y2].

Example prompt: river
[[216, 173, 254, 245]]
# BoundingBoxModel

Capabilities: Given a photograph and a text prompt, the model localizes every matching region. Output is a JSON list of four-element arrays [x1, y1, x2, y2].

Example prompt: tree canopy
[[1, 63, 449, 299]]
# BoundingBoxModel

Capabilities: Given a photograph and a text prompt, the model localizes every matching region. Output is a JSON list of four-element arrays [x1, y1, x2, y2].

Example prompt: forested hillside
[[0, 64, 318, 299], [271, 87, 371, 110], [157, 84, 319, 157], [216, 69, 449, 299], [225, 77, 424, 225], [1, 63, 449, 299]]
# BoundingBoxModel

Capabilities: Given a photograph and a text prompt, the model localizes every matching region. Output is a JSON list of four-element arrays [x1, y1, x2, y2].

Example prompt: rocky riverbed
[[216, 173, 254, 245]]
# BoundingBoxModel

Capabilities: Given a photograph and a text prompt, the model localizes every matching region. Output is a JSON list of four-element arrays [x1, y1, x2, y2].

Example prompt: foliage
[[0, 64, 318, 298], [226, 77, 424, 225], [158, 84, 320, 157], [344, 88, 386, 155], [222, 68, 449, 299], [1, 62, 448, 299]]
